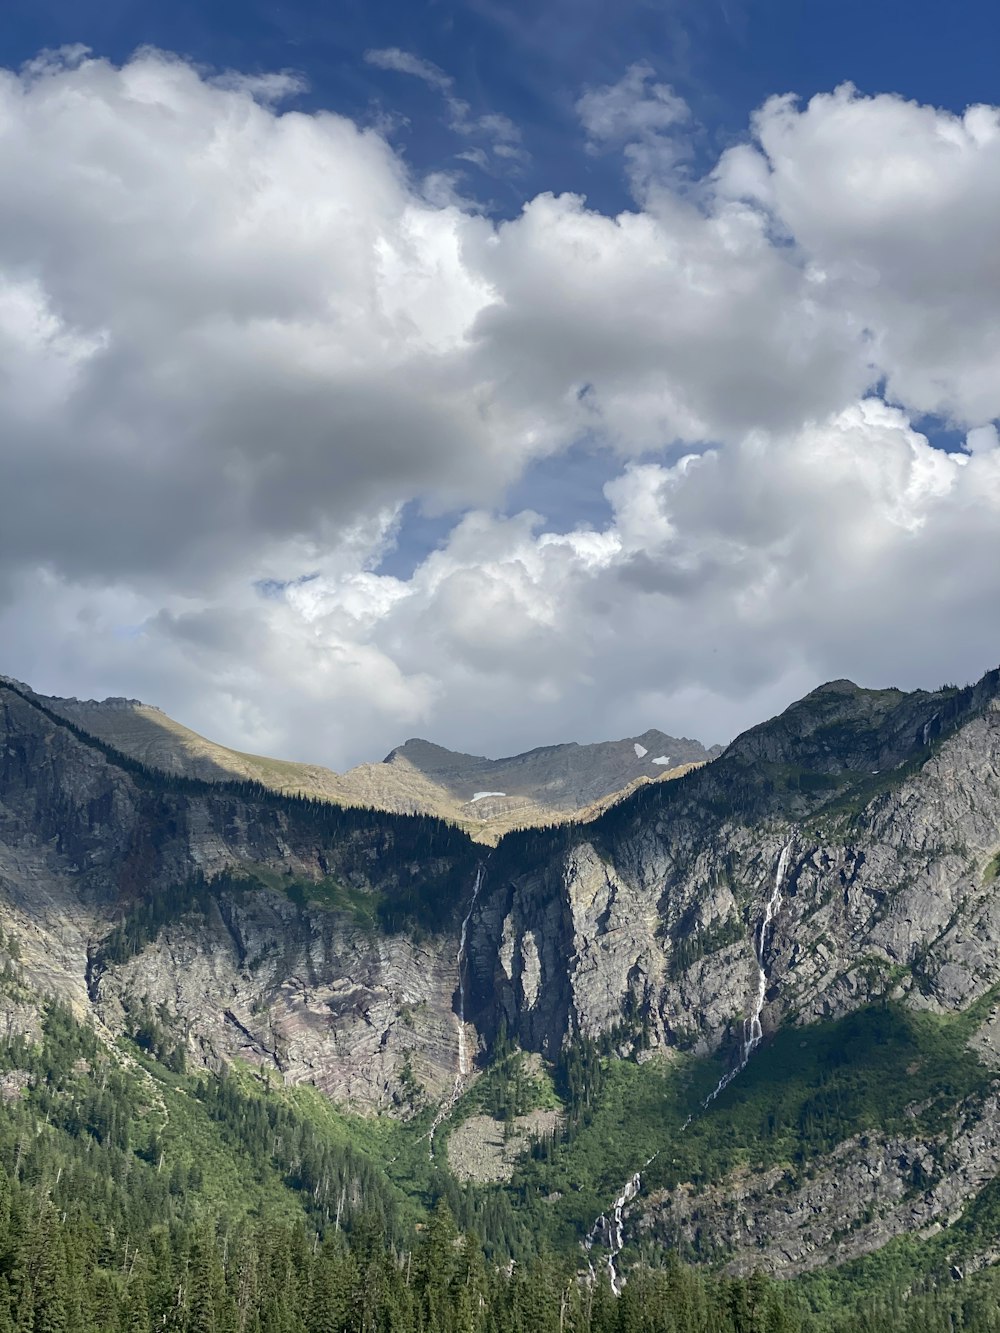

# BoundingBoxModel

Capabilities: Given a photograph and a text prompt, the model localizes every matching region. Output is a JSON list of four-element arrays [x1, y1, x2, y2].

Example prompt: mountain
[[30, 682, 720, 839], [4, 667, 1000, 1307]]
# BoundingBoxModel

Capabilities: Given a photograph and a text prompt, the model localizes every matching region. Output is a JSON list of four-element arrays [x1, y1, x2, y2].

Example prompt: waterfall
[[584, 840, 795, 1289], [425, 863, 485, 1158], [585, 1171, 642, 1296], [455, 864, 485, 1080], [703, 839, 793, 1107]]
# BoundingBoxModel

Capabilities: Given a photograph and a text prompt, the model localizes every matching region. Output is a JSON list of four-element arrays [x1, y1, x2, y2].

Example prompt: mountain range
[[3, 665, 1000, 1313], [27, 683, 719, 839]]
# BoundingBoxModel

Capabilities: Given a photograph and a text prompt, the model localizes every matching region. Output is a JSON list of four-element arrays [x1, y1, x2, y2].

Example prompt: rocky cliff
[[0, 679, 480, 1112], [466, 675, 1000, 1056], [459, 671, 1000, 1272]]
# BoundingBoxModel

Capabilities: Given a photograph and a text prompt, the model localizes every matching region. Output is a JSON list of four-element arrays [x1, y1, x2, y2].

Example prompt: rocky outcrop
[[640, 1081, 1000, 1276], [99, 894, 462, 1109]]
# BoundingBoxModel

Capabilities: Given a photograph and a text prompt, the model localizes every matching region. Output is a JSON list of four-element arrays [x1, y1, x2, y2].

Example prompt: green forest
[[5, 990, 1000, 1332]]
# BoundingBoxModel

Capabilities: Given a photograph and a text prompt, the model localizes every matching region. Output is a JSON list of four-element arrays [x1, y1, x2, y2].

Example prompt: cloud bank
[[1, 50, 999, 766]]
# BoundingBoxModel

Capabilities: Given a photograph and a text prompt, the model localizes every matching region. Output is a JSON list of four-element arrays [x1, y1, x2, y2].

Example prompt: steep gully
[[586, 839, 796, 1293]]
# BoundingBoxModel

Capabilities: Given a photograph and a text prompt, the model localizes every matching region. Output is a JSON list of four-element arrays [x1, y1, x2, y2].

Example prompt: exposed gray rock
[[384, 730, 720, 811], [640, 1082, 1000, 1276], [446, 1109, 563, 1183], [0, 681, 478, 1112]]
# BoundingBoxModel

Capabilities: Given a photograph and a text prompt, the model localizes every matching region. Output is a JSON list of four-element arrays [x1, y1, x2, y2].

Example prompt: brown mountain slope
[[27, 685, 719, 841]]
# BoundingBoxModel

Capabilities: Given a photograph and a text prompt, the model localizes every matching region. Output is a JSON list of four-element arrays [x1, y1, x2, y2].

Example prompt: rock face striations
[[463, 674, 1000, 1059], [6, 668, 1000, 1275]]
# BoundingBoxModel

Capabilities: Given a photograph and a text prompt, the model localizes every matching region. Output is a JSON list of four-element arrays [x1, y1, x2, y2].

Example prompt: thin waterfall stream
[[585, 838, 795, 1292], [702, 838, 793, 1108], [456, 864, 485, 1082], [426, 863, 486, 1158]]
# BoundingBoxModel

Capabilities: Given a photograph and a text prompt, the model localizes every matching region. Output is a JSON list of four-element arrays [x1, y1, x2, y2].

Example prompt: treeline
[[7, 1170, 1000, 1333], [0, 1182, 801, 1333]]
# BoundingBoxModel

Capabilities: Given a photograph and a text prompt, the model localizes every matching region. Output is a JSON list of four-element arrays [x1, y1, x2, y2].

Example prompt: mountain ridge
[[28, 684, 720, 840]]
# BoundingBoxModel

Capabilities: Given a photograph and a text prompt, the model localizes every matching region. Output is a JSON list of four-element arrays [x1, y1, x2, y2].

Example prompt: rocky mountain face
[[33, 685, 717, 840], [0, 680, 481, 1112], [466, 675, 1000, 1056], [461, 671, 1000, 1271], [374, 729, 721, 832], [5, 668, 1000, 1278]]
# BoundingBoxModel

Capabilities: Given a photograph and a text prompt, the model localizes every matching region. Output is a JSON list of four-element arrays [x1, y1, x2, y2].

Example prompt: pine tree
[[416, 1200, 460, 1333], [307, 1237, 354, 1333], [29, 1209, 71, 1333], [187, 1229, 224, 1333], [125, 1261, 152, 1333]]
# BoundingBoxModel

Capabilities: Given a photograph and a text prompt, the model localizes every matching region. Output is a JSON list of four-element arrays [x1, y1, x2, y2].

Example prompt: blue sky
[[7, 0, 998, 216], [3, 1, 1000, 765]]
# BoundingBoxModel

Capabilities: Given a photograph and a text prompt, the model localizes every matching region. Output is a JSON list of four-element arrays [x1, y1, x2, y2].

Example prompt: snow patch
[[470, 791, 506, 802], [633, 743, 648, 758], [651, 755, 672, 766]]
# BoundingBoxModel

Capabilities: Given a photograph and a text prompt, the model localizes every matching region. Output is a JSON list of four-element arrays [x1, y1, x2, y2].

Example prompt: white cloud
[[447, 99, 528, 167], [206, 68, 307, 104], [718, 84, 1000, 424], [967, 424, 1000, 455], [577, 61, 688, 144], [364, 47, 452, 92], [9, 400, 999, 768], [576, 62, 690, 197], [3, 52, 1000, 766]]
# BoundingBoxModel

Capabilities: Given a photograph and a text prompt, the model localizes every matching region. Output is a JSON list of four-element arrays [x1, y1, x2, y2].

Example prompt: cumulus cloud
[[717, 84, 1000, 424], [2, 51, 1000, 766], [7, 400, 1000, 767]]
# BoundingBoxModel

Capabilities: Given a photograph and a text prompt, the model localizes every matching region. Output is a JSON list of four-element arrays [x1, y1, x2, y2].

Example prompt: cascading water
[[455, 864, 485, 1082], [585, 1173, 641, 1296], [703, 839, 793, 1107], [426, 863, 486, 1158], [584, 1150, 659, 1296], [585, 840, 795, 1288]]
